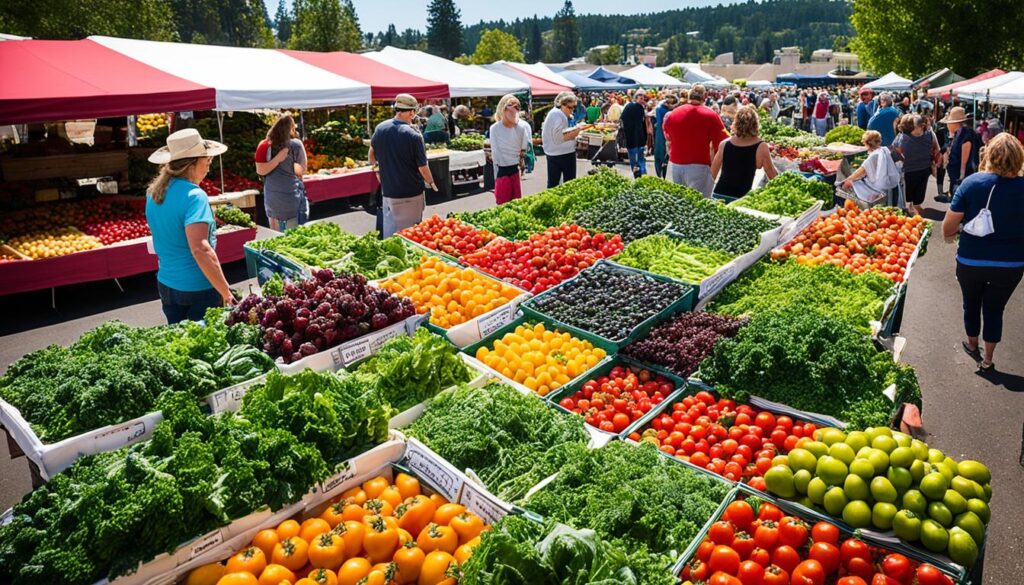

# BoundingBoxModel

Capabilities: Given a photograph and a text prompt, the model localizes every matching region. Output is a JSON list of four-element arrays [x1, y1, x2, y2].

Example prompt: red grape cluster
[[228, 269, 416, 363], [623, 311, 747, 377]]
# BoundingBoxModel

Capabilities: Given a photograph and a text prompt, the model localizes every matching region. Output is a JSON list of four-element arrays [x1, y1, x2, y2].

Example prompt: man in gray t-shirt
[[255, 121, 308, 231]]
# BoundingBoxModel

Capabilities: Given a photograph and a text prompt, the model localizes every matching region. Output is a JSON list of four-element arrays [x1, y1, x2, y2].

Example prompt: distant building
[[714, 52, 735, 65], [773, 47, 802, 70]]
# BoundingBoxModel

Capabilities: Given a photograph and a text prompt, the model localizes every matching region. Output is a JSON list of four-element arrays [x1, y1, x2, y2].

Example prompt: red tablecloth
[[0, 227, 255, 296], [303, 169, 379, 203]]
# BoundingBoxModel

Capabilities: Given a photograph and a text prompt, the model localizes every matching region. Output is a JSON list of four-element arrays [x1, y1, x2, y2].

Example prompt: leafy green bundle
[[402, 383, 589, 501], [250, 223, 414, 279], [449, 133, 486, 151], [520, 441, 730, 584], [710, 259, 894, 331], [0, 310, 270, 442], [614, 233, 737, 283], [729, 171, 833, 216], [460, 515, 678, 585], [698, 308, 922, 429], [825, 125, 866, 145], [348, 328, 473, 412], [214, 204, 256, 227]]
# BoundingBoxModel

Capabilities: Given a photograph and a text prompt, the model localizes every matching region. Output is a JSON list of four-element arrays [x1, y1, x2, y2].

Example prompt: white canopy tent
[[955, 71, 1024, 101], [501, 62, 578, 89], [745, 80, 774, 88], [862, 72, 913, 91], [90, 35, 372, 110], [364, 47, 528, 97], [987, 76, 1024, 107], [620, 64, 689, 88], [656, 62, 728, 86]]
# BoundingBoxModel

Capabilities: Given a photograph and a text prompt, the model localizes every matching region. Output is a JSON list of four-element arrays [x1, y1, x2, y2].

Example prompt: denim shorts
[[157, 282, 222, 324]]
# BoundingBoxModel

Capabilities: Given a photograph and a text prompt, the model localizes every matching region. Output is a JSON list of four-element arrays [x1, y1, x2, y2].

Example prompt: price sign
[[320, 460, 358, 496], [699, 265, 736, 300], [368, 325, 403, 352], [405, 439, 464, 501], [94, 420, 148, 445], [189, 530, 224, 560], [459, 479, 512, 525], [476, 303, 514, 339], [208, 385, 253, 414], [332, 338, 371, 368]]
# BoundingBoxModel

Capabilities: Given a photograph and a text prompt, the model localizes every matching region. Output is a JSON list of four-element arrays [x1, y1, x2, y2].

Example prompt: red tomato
[[840, 538, 872, 567], [915, 565, 953, 585], [748, 547, 771, 567], [708, 572, 743, 585], [757, 503, 783, 522], [871, 575, 903, 585], [761, 565, 789, 585], [709, 521, 735, 545], [730, 532, 755, 560], [791, 559, 826, 585], [846, 557, 875, 581], [708, 545, 742, 575], [770, 545, 801, 573], [697, 540, 716, 562], [880, 554, 913, 583], [753, 521, 779, 551], [753, 411, 776, 430], [837, 578, 868, 585], [810, 522, 839, 545], [736, 560, 765, 585], [778, 517, 809, 549], [807, 542, 840, 575]]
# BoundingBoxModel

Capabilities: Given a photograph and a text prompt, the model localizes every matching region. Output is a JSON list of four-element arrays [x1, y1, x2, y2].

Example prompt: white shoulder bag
[[962, 183, 996, 237]]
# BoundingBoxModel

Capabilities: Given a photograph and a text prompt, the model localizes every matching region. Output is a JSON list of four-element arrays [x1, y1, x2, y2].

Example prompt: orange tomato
[[378, 486, 403, 509], [258, 564, 296, 585], [321, 502, 347, 528], [417, 550, 456, 585], [300, 518, 333, 543], [416, 523, 458, 555], [336, 557, 372, 585], [217, 573, 259, 585], [252, 529, 281, 561], [362, 477, 390, 500], [272, 537, 309, 571], [363, 498, 395, 518], [340, 486, 368, 506], [186, 563, 225, 585], [341, 502, 368, 523], [431, 504, 466, 527], [308, 532, 346, 570], [453, 542, 474, 565], [428, 494, 448, 508], [449, 513, 484, 544], [294, 579, 320, 585], [394, 473, 421, 500], [226, 546, 268, 577], [277, 519, 302, 540], [397, 528, 415, 547], [333, 520, 366, 559], [396, 495, 437, 538], [393, 542, 425, 584], [364, 515, 400, 564], [307, 568, 338, 585]]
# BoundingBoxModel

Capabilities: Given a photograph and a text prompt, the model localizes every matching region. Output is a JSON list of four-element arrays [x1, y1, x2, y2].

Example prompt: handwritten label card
[[404, 439, 464, 501]]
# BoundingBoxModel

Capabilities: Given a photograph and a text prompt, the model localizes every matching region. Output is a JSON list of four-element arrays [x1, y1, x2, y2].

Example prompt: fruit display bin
[[545, 355, 688, 445], [521, 260, 696, 350], [672, 483, 969, 585], [461, 314, 615, 399]]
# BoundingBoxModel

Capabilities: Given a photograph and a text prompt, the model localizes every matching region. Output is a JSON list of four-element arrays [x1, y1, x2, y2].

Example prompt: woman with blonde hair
[[942, 132, 1024, 373], [145, 129, 234, 323], [254, 114, 308, 231], [711, 105, 778, 198], [488, 94, 531, 204]]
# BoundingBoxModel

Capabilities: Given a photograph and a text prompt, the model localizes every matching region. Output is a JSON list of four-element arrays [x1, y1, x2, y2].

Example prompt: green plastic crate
[[520, 260, 695, 350]]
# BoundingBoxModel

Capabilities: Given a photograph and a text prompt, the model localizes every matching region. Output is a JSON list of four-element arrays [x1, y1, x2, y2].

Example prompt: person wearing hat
[[855, 87, 876, 130], [662, 84, 729, 198], [369, 94, 437, 237], [255, 114, 309, 231], [145, 128, 234, 324], [939, 106, 981, 203]]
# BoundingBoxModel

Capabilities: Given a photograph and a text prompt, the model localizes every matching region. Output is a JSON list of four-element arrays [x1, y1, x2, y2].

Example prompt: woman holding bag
[[942, 133, 1024, 373], [255, 114, 308, 231]]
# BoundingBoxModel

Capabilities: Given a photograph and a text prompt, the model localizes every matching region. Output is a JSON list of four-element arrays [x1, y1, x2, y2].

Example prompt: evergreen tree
[[550, 1, 579, 62], [274, 0, 292, 45], [426, 0, 463, 59], [340, 0, 363, 51], [290, 0, 362, 52], [383, 23, 398, 47], [526, 17, 543, 62], [0, 0, 176, 41]]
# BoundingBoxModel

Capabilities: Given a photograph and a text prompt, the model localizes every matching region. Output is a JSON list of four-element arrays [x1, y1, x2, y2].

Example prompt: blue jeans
[[158, 282, 222, 324], [627, 146, 647, 176]]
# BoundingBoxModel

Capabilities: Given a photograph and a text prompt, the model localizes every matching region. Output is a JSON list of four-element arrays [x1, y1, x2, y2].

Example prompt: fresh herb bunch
[[520, 440, 730, 583], [0, 309, 271, 443], [460, 515, 678, 585], [698, 308, 922, 429], [349, 327, 472, 412], [729, 172, 833, 216], [614, 234, 736, 283], [214, 205, 255, 227], [622, 311, 746, 378], [710, 259, 894, 331], [250, 223, 414, 279], [825, 124, 866, 145], [449, 133, 486, 151], [402, 383, 589, 501], [528, 263, 692, 342]]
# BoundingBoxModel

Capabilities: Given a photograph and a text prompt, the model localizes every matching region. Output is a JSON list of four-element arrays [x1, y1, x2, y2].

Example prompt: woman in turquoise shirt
[[145, 129, 235, 323]]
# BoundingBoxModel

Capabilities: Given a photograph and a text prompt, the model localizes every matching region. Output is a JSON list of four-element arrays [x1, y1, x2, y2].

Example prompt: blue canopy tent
[[587, 66, 639, 88], [553, 69, 625, 91], [776, 73, 872, 88]]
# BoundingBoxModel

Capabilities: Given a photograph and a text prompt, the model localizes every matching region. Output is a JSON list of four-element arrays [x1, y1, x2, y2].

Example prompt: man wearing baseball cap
[[369, 93, 437, 237]]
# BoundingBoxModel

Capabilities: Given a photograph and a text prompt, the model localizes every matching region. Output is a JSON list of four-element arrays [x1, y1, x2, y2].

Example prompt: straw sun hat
[[940, 106, 971, 125], [148, 128, 227, 164]]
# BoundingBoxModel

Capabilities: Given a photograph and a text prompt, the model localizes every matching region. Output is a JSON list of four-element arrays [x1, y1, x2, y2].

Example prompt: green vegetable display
[[0, 309, 271, 442], [825, 124, 866, 145], [729, 171, 834, 216], [403, 383, 589, 501], [614, 233, 737, 283], [710, 259, 894, 331], [520, 440, 730, 585], [461, 516, 676, 585], [250, 223, 415, 279], [348, 327, 472, 412], [698, 308, 922, 429], [449, 133, 486, 151], [214, 205, 256, 227], [310, 120, 369, 160]]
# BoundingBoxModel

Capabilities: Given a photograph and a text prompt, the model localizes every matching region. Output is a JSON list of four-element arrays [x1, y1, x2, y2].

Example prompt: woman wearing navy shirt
[[942, 133, 1024, 372]]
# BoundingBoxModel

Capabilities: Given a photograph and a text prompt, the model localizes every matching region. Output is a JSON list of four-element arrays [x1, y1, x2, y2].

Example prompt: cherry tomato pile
[[460, 224, 623, 294], [772, 200, 925, 283], [199, 170, 261, 196], [680, 498, 954, 585], [628, 390, 818, 486], [399, 214, 497, 257], [555, 364, 674, 434], [79, 216, 150, 244]]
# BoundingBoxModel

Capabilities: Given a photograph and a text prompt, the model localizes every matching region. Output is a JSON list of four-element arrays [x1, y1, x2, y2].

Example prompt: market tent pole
[[217, 110, 225, 194], [366, 103, 371, 137]]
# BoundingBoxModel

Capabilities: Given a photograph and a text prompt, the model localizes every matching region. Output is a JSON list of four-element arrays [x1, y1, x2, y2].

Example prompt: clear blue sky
[[265, 1, 738, 35]]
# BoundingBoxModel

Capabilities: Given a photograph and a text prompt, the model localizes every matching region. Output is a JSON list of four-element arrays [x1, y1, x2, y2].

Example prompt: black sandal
[[962, 340, 982, 360], [977, 361, 996, 374]]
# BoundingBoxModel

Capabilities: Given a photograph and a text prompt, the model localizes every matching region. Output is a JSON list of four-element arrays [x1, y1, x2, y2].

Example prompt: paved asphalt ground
[[0, 159, 1020, 583]]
